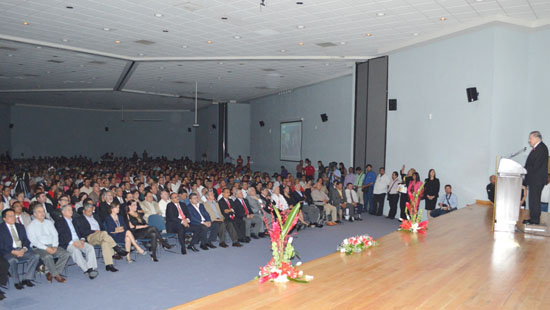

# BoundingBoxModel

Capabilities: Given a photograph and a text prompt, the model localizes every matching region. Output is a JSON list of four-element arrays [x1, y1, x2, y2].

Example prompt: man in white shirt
[[372, 167, 391, 216], [27, 205, 69, 283], [158, 190, 170, 218], [80, 179, 93, 195], [345, 183, 363, 221]]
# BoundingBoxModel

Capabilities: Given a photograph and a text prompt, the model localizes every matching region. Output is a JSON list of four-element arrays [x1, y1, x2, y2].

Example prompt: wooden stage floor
[[174, 204, 550, 310]]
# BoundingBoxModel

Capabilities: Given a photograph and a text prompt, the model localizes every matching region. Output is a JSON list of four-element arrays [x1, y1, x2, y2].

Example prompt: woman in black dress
[[424, 169, 440, 214], [126, 200, 172, 262]]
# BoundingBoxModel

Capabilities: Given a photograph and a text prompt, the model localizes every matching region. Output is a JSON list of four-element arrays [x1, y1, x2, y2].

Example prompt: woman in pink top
[[407, 172, 424, 198]]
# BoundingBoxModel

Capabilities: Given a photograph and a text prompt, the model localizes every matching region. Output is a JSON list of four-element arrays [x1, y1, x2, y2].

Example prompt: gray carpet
[[2, 215, 399, 310]]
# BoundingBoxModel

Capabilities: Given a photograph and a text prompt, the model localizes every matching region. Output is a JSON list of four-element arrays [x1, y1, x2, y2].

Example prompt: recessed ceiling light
[[297, 25, 305, 29], [79, 64, 85, 67], [138, 53, 144, 56], [377, 12, 385, 17], [154, 13, 163, 17], [218, 62, 224, 65], [298, 42, 304, 46], [475, 0, 483, 2], [233, 35, 241, 39], [114, 40, 121, 44], [7, 54, 13, 57], [325, 63, 330, 66], [182, 45, 188, 48], [366, 33, 372, 37], [36, 46, 42, 49], [23, 22, 29, 25], [413, 32, 419, 36], [162, 29, 169, 32], [440, 17, 447, 21], [159, 66, 165, 69], [207, 40, 213, 44], [103, 27, 111, 31], [280, 49, 286, 52], [340, 41, 347, 45]]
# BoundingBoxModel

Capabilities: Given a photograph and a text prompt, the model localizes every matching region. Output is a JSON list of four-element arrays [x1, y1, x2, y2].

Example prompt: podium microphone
[[508, 147, 527, 158]]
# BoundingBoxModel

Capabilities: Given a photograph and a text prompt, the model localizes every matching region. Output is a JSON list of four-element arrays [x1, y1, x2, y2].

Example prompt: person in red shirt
[[304, 159, 315, 182], [236, 155, 243, 168]]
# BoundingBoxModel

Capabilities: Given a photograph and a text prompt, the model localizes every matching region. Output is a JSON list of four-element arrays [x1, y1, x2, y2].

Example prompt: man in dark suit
[[187, 193, 215, 250], [218, 188, 246, 243], [0, 209, 40, 290], [35, 191, 60, 221], [234, 190, 261, 240], [165, 193, 203, 254], [524, 131, 549, 225]]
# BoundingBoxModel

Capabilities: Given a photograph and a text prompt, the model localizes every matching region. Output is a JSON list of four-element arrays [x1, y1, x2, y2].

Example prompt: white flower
[[296, 261, 302, 266], [340, 248, 346, 253], [305, 275, 314, 281], [299, 270, 303, 276], [343, 239, 349, 245], [288, 237, 294, 244], [274, 274, 289, 283]]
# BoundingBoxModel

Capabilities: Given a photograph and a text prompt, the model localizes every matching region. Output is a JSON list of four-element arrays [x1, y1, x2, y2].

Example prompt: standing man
[[353, 167, 365, 212], [304, 159, 315, 182], [362, 165, 377, 215], [524, 131, 549, 225], [372, 167, 391, 216], [296, 160, 304, 179]]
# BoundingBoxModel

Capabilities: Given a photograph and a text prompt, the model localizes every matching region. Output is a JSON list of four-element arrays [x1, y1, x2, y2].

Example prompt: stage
[[174, 204, 550, 310]]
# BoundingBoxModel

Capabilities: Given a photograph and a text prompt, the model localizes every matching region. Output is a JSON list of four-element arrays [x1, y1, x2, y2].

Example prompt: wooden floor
[[174, 204, 550, 310]]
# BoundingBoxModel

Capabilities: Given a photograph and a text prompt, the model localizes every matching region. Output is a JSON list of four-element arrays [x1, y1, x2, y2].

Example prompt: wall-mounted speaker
[[104, 127, 109, 132], [466, 87, 479, 102], [320, 113, 328, 122], [211, 124, 216, 129], [9, 123, 14, 129], [389, 99, 397, 111], [187, 128, 192, 133], [259, 121, 265, 127]]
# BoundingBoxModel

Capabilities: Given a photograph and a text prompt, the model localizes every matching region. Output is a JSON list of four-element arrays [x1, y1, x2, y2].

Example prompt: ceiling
[[1, 0, 549, 110]]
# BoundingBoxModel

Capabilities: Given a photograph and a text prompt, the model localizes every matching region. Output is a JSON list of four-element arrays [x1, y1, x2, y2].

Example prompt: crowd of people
[[0, 153, 459, 301]]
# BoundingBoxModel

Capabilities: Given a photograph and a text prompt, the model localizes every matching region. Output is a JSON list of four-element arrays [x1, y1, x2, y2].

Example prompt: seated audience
[[234, 190, 262, 240], [104, 201, 147, 263], [74, 204, 128, 272], [27, 204, 70, 283], [218, 188, 246, 244], [203, 190, 236, 247], [0, 209, 40, 290], [127, 199, 171, 262], [140, 191, 162, 221], [166, 192, 204, 254], [245, 188, 267, 236], [55, 205, 98, 279], [187, 193, 216, 250], [311, 182, 338, 226], [330, 181, 354, 222], [271, 186, 289, 211], [430, 185, 458, 218], [13, 201, 32, 227], [345, 183, 363, 221]]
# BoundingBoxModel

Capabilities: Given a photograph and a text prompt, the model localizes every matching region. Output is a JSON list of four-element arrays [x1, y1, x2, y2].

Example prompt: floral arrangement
[[399, 183, 428, 233], [337, 234, 377, 255], [257, 202, 313, 284]]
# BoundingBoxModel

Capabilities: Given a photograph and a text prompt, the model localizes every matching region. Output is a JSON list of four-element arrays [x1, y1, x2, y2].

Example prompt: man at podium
[[523, 131, 549, 225]]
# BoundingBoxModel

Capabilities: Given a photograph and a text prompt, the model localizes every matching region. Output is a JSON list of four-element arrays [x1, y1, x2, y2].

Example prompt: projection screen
[[280, 121, 302, 162]]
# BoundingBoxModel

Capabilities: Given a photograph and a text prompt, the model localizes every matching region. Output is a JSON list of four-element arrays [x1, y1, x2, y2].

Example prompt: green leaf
[[287, 276, 309, 284], [281, 203, 301, 238], [273, 206, 283, 228]]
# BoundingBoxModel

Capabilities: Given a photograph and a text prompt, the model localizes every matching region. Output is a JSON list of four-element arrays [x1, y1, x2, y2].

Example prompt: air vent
[[0, 46, 17, 51], [47, 60, 64, 63], [173, 81, 187, 84], [134, 40, 155, 45], [262, 68, 276, 72], [316, 42, 337, 47], [88, 60, 106, 64]]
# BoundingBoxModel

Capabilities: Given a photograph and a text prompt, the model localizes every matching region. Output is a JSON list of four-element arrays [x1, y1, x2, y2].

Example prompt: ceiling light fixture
[[62, 39, 69, 42], [36, 46, 42, 49], [7, 54, 13, 57], [440, 17, 447, 21], [298, 42, 304, 46], [366, 33, 372, 37], [23, 22, 29, 25], [218, 62, 224, 64], [182, 45, 188, 48], [155, 13, 163, 17], [297, 25, 305, 29], [163, 29, 169, 32], [138, 53, 144, 56], [103, 27, 111, 31], [280, 49, 286, 52], [115, 40, 121, 44], [233, 35, 241, 39], [340, 41, 347, 45], [377, 12, 385, 17], [66, 6, 73, 9], [207, 40, 213, 44]]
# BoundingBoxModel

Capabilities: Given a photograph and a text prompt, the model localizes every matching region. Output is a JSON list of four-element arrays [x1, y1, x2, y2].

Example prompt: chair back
[[148, 214, 165, 232]]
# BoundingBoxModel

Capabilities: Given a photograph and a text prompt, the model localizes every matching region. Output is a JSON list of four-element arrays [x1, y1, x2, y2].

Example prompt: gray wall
[[387, 25, 550, 206], [227, 103, 251, 161], [195, 105, 219, 162], [9, 105, 196, 160], [249, 75, 354, 173], [0, 105, 11, 155]]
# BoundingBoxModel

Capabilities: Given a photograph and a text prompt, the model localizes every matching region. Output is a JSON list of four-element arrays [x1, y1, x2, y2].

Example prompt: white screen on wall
[[280, 121, 302, 162]]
